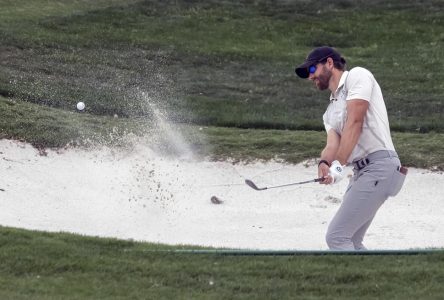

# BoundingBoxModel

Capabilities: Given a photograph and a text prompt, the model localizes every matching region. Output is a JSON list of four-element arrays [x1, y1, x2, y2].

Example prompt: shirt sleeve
[[346, 67, 373, 102]]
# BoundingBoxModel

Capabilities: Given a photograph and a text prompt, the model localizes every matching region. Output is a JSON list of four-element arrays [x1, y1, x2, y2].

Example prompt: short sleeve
[[346, 67, 373, 102]]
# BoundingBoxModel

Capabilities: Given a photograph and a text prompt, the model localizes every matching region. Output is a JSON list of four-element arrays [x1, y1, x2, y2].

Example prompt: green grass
[[2, 94, 443, 169], [0, 95, 150, 148], [1, 1, 444, 297], [1, 0, 443, 133], [1, 226, 443, 299], [2, 95, 444, 169]]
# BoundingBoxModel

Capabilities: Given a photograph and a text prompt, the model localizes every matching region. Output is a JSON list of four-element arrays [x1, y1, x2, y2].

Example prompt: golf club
[[245, 177, 324, 191]]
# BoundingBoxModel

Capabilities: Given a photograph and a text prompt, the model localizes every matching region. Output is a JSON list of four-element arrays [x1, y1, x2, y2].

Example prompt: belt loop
[[354, 157, 370, 170], [355, 158, 365, 170]]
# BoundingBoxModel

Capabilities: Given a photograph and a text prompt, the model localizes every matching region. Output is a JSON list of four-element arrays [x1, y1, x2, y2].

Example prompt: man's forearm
[[320, 129, 341, 164], [321, 146, 337, 164], [335, 120, 363, 165], [335, 99, 368, 165]]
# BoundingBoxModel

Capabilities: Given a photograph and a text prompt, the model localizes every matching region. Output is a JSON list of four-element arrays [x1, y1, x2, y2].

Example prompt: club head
[[245, 179, 267, 191]]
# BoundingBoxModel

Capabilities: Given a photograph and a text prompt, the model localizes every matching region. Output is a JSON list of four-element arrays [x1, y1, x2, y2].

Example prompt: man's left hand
[[329, 160, 345, 184]]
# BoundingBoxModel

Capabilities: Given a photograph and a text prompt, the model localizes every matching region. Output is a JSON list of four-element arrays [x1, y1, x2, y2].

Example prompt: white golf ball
[[76, 102, 85, 111]]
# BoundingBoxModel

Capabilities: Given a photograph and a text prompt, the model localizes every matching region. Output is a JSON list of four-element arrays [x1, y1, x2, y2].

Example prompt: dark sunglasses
[[309, 65, 317, 74], [308, 55, 332, 75]]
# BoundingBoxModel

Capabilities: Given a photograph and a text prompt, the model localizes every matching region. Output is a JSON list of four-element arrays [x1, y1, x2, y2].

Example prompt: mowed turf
[[0, 227, 443, 299]]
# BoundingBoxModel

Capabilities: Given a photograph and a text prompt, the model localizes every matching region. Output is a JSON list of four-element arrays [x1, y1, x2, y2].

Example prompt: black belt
[[353, 150, 398, 170]]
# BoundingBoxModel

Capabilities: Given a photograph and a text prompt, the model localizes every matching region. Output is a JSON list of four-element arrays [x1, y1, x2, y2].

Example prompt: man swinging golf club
[[295, 46, 407, 250]]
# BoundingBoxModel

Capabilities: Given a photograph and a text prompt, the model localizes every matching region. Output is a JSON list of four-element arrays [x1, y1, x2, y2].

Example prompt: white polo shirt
[[323, 67, 395, 164]]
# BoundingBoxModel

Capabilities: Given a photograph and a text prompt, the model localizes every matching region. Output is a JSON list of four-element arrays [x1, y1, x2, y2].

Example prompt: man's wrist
[[318, 159, 330, 168], [329, 160, 345, 184]]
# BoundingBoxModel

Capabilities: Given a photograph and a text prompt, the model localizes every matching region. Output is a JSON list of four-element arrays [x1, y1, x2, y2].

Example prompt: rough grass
[[2, 94, 443, 169], [0, 95, 148, 148], [1, 226, 443, 299], [1, 0, 443, 134]]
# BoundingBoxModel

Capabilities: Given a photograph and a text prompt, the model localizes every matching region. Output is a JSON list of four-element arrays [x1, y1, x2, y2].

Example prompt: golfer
[[295, 46, 407, 250]]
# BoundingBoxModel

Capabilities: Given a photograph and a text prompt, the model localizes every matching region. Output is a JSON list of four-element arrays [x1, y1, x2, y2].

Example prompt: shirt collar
[[330, 71, 349, 102]]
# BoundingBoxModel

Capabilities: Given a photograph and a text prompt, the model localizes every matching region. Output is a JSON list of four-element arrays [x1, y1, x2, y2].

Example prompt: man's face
[[309, 63, 331, 91]]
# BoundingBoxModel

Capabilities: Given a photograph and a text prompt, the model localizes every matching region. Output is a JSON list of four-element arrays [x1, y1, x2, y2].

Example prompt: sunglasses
[[308, 54, 332, 75], [309, 65, 317, 74]]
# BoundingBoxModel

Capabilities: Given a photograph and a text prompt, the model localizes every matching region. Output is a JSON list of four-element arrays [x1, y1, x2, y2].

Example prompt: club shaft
[[265, 178, 322, 189], [245, 177, 324, 191]]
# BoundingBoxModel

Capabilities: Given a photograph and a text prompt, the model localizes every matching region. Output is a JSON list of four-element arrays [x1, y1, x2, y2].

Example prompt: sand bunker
[[1, 139, 443, 250]]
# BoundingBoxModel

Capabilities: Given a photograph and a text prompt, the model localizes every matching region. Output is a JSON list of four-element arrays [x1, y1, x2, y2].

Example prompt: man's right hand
[[318, 161, 331, 185]]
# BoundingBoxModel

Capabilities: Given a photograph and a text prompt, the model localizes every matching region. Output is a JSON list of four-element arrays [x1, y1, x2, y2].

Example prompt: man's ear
[[326, 57, 334, 69]]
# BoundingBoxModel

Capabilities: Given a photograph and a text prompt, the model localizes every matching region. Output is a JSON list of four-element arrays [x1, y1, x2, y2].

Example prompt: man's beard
[[315, 65, 331, 90]]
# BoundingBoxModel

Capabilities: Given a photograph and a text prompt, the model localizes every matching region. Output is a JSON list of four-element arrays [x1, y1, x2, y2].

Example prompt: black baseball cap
[[295, 46, 346, 79]]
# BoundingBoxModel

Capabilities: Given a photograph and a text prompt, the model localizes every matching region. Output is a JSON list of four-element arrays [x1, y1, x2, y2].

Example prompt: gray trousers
[[326, 152, 405, 250]]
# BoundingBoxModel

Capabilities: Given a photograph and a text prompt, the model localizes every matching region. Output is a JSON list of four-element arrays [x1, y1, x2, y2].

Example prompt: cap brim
[[295, 61, 313, 79]]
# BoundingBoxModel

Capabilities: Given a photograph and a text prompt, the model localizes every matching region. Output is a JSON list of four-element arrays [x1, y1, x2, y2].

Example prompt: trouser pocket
[[388, 166, 407, 197]]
